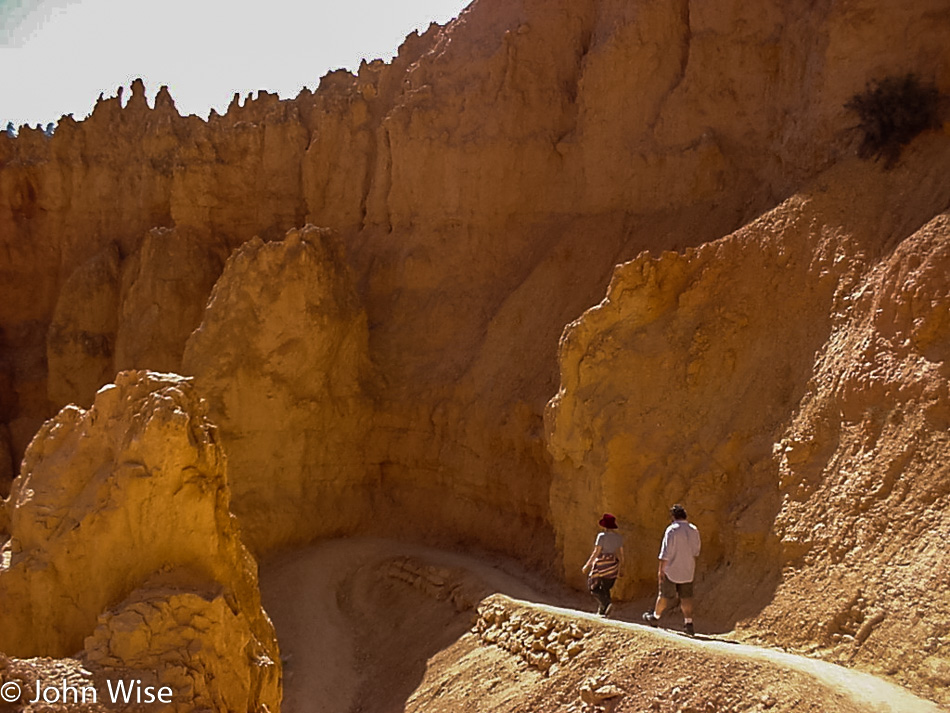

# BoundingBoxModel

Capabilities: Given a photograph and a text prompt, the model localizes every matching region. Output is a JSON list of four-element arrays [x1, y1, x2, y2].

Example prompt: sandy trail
[[259, 538, 942, 713], [259, 538, 556, 713], [527, 600, 945, 713]]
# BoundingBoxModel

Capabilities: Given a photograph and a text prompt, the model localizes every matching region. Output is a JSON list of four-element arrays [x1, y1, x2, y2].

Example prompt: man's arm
[[658, 528, 672, 580]]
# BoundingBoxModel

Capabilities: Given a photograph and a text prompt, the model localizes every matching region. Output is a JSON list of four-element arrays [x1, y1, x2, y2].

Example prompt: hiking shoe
[[685, 622, 695, 637], [641, 612, 659, 626]]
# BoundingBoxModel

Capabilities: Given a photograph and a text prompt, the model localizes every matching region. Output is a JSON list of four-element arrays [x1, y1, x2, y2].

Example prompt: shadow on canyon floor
[[259, 538, 570, 713]]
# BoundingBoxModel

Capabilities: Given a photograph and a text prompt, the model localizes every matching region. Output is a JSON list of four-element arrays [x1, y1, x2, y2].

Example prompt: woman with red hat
[[581, 513, 625, 616]]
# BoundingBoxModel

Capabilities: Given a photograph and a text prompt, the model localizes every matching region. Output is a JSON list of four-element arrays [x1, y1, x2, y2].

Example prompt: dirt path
[[260, 538, 553, 713], [527, 600, 945, 713], [259, 538, 943, 713]]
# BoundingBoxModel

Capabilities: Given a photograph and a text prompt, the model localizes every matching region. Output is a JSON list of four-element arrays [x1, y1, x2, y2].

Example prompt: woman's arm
[[581, 545, 602, 573], [617, 546, 625, 576]]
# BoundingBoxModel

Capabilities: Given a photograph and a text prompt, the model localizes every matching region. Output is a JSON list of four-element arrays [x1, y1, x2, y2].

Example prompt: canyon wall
[[1, 0, 949, 701], [545, 136, 950, 702], [2, 0, 947, 557], [181, 226, 373, 553]]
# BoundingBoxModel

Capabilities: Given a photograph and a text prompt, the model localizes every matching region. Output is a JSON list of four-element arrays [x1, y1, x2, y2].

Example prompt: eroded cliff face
[[545, 136, 950, 702], [1, 0, 949, 703], [45, 227, 227, 409], [2, 0, 947, 563], [765, 201, 950, 697], [0, 371, 280, 711], [181, 225, 373, 553]]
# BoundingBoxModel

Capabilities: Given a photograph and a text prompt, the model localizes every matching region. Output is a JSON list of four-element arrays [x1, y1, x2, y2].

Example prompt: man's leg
[[681, 598, 693, 619], [679, 581, 695, 635], [656, 574, 680, 618], [644, 576, 676, 625]]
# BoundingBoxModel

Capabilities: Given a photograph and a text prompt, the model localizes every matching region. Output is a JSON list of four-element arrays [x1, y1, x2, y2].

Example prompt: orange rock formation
[[546, 138, 950, 699], [0, 371, 280, 711], [1, 0, 949, 705], [181, 226, 373, 552]]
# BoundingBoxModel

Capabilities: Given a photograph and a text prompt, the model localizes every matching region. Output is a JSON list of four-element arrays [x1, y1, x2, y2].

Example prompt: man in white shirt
[[642, 504, 701, 636]]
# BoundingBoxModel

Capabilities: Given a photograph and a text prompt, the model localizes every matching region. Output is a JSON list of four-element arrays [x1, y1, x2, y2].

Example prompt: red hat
[[599, 513, 618, 529]]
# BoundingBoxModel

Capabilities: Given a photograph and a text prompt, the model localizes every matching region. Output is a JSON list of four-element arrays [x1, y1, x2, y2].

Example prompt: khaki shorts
[[660, 575, 694, 600]]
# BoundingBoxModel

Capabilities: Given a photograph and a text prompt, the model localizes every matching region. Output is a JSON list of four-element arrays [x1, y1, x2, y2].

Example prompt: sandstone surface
[[46, 244, 120, 408], [0, 371, 280, 711], [44, 226, 226, 413], [0, 423, 14, 498], [181, 225, 373, 553], [2, 0, 946, 564], [546, 136, 950, 702], [113, 227, 227, 377]]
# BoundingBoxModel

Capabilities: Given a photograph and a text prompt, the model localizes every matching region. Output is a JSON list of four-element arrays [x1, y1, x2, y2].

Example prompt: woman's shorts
[[660, 575, 694, 599]]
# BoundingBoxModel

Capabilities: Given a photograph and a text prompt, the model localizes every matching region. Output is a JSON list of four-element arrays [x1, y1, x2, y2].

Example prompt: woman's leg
[[588, 578, 603, 613], [596, 578, 616, 614]]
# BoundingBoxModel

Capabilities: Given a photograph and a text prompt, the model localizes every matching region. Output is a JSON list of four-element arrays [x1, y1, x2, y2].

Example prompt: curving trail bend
[[259, 539, 942, 713]]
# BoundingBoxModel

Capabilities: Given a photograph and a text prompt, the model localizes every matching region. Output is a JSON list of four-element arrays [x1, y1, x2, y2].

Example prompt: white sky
[[0, 0, 472, 128]]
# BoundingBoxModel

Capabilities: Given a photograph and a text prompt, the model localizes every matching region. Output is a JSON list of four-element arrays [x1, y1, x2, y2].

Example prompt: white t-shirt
[[658, 520, 701, 583], [595, 530, 623, 555]]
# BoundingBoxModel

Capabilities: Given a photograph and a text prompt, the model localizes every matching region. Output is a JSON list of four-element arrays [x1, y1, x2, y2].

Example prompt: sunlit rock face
[[545, 137, 950, 703], [182, 225, 373, 554], [0, 370, 281, 712], [2, 0, 947, 569]]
